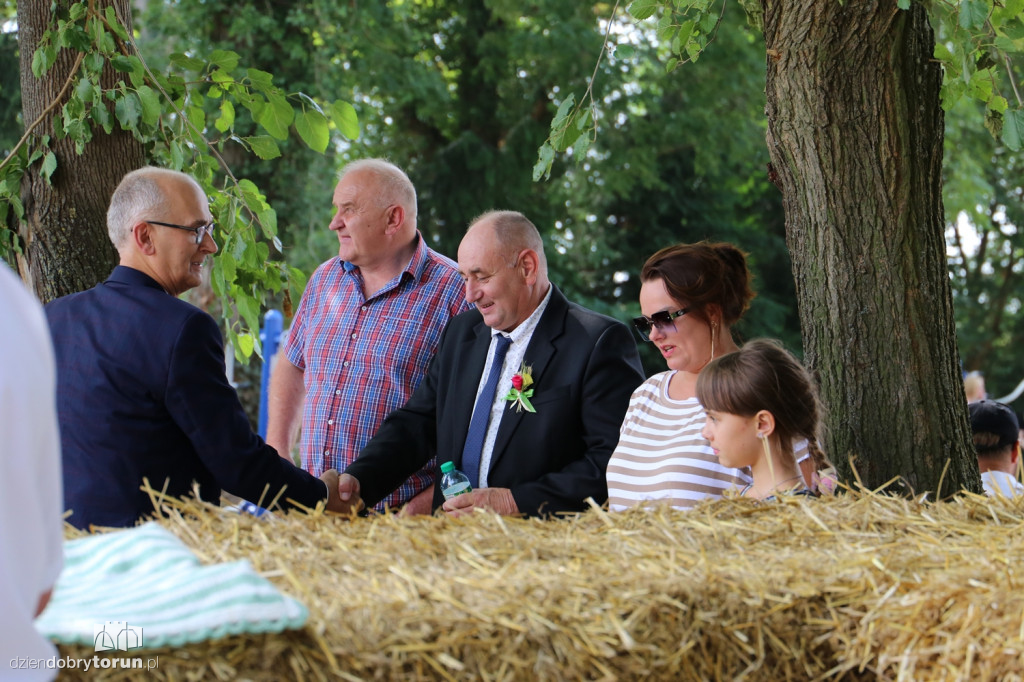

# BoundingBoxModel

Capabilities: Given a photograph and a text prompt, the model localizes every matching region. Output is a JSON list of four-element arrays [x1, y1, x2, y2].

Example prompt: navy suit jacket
[[46, 266, 327, 529], [346, 286, 645, 516]]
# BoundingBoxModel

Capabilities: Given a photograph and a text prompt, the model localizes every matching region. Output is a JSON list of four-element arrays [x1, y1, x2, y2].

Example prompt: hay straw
[[55, 489, 1024, 680]]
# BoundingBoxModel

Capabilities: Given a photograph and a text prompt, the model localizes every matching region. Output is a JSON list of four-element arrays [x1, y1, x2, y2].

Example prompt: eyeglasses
[[147, 220, 216, 245], [632, 308, 690, 341]]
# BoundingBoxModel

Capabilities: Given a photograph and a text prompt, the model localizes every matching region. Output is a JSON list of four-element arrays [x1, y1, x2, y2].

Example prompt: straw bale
[[54, 490, 1024, 680]]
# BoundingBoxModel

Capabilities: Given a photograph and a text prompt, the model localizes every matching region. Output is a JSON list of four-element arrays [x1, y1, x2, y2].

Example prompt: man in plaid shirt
[[267, 159, 469, 514]]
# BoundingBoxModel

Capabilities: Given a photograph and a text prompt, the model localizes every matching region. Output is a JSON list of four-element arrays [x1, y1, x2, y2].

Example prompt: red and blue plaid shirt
[[285, 234, 470, 511]]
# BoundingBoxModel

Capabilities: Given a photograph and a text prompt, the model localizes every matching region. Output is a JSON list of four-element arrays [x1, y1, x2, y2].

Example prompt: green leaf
[[168, 140, 184, 170], [988, 95, 1008, 114], [551, 94, 576, 130], [91, 104, 113, 133], [553, 117, 582, 151], [616, 44, 635, 59], [170, 53, 205, 72], [933, 42, 953, 63], [80, 51, 102, 73], [74, 78, 94, 102], [676, 20, 696, 52], [220, 251, 237, 283], [246, 68, 275, 92], [533, 142, 556, 182], [571, 131, 591, 160], [136, 85, 161, 126], [656, 14, 675, 41], [628, 0, 659, 20], [958, 0, 988, 29], [295, 109, 330, 153], [329, 100, 360, 140], [1003, 109, 1024, 151], [896, 0, 910, 9], [210, 69, 234, 85], [236, 332, 255, 359], [110, 55, 141, 74], [114, 93, 141, 128], [215, 100, 235, 133], [64, 26, 91, 52], [244, 135, 282, 160], [105, 6, 129, 40], [41, 152, 57, 184], [256, 93, 294, 140], [207, 49, 240, 72]]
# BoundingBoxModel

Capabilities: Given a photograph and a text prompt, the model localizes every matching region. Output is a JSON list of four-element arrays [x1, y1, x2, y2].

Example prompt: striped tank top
[[606, 371, 752, 511]]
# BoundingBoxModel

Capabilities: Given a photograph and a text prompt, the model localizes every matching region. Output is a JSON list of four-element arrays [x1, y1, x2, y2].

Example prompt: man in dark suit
[[340, 210, 645, 516], [46, 167, 345, 529]]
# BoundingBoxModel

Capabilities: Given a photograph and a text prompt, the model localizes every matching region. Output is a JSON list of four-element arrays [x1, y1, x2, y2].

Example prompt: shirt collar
[[340, 232, 427, 281]]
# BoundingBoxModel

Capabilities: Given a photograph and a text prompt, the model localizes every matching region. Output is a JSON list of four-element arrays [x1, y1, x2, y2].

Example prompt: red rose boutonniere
[[503, 362, 535, 413]]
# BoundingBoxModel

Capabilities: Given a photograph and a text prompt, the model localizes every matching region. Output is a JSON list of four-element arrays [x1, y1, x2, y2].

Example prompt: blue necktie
[[461, 334, 512, 488]]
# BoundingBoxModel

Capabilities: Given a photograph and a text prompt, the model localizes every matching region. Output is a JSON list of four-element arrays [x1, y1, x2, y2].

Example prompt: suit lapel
[[489, 287, 568, 472], [452, 321, 494, 468]]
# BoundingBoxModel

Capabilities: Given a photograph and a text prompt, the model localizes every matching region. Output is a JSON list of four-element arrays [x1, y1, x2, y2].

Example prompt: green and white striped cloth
[[36, 522, 308, 649]]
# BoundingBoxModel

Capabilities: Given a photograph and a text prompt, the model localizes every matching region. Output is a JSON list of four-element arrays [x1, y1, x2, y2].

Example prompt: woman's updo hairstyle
[[640, 242, 755, 326]]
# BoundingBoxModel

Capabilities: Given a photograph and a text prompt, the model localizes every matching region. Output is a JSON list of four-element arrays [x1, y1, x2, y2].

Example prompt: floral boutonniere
[[503, 362, 536, 413]]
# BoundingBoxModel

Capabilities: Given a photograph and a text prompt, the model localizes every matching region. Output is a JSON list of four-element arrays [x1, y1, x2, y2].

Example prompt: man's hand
[[441, 487, 519, 517], [321, 470, 364, 515], [398, 485, 435, 517]]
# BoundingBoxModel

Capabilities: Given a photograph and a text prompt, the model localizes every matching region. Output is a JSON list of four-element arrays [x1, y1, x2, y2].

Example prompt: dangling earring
[[710, 322, 717, 361], [760, 431, 775, 483]]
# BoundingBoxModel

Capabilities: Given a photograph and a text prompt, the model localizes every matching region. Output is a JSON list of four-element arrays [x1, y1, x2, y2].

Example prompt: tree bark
[[17, 0, 145, 301], [761, 0, 980, 495]]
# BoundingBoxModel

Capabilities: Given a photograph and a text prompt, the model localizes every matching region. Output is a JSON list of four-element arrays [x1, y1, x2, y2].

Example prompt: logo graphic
[[93, 622, 143, 652]]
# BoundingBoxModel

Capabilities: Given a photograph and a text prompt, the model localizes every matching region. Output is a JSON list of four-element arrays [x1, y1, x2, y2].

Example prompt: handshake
[[318, 470, 365, 515]]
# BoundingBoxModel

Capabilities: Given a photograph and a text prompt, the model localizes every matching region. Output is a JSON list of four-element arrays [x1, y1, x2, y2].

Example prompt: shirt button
[[361, 305, 367, 311], [343, 361, 349, 367], [335, 389, 341, 395], [351, 333, 357, 339], [324, 449, 330, 456], [327, 419, 334, 426]]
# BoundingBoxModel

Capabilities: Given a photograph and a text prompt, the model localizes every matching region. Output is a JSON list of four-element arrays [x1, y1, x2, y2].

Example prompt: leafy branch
[[1, 1, 361, 361]]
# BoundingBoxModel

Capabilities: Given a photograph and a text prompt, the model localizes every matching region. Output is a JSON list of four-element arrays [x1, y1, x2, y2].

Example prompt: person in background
[[338, 210, 644, 516], [46, 167, 345, 529], [968, 399, 1023, 498], [697, 339, 829, 500], [0, 263, 63, 681], [964, 371, 986, 403], [266, 159, 469, 515], [605, 242, 756, 510]]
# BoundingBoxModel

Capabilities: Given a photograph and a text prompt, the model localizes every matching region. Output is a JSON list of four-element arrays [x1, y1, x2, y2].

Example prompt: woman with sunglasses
[[606, 242, 755, 510]]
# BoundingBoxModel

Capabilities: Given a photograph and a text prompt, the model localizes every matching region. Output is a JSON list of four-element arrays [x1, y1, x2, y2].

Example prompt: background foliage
[[1, 0, 1021, 404]]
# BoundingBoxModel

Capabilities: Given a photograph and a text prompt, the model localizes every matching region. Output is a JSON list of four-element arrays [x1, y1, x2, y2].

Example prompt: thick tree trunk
[[762, 0, 980, 495], [17, 0, 145, 301]]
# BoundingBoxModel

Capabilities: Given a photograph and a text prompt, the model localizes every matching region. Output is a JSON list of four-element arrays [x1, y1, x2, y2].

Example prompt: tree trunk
[[761, 0, 980, 496], [17, 0, 145, 301]]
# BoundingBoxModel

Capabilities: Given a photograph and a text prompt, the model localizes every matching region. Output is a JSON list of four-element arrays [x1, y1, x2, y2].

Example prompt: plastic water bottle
[[440, 461, 472, 500]]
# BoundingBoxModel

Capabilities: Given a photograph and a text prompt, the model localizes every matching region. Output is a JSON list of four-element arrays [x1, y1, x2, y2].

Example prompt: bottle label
[[442, 481, 472, 499]]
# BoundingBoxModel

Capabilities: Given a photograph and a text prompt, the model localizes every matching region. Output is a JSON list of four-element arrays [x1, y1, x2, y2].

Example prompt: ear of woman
[[755, 410, 775, 439]]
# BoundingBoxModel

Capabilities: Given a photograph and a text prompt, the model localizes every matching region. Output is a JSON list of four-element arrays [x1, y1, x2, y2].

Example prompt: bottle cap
[[440, 461, 455, 473]]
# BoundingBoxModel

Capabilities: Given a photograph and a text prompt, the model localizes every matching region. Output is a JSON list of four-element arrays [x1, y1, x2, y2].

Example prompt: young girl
[[696, 339, 830, 500]]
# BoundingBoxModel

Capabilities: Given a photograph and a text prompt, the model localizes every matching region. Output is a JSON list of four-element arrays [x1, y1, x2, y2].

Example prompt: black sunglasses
[[632, 308, 690, 341], [147, 220, 216, 245]]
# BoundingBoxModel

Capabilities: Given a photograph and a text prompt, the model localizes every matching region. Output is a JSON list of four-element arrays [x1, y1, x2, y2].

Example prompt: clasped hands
[[321, 472, 519, 517]]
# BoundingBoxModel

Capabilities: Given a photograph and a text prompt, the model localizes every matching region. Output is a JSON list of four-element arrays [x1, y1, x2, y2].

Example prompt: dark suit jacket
[[46, 266, 327, 529], [346, 285, 645, 515]]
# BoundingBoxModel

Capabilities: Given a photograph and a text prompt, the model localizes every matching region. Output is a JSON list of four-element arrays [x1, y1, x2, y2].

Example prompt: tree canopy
[[3, 0, 1023, 491]]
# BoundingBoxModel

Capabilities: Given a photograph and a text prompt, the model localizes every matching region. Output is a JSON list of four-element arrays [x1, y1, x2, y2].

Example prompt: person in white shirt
[[968, 399, 1024, 498], [0, 263, 64, 682]]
